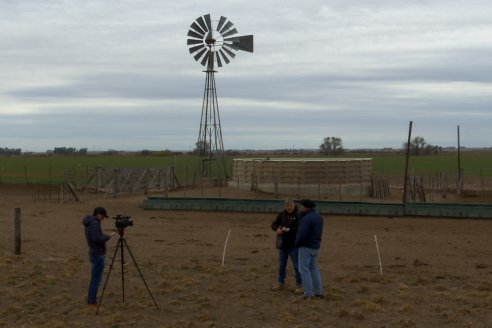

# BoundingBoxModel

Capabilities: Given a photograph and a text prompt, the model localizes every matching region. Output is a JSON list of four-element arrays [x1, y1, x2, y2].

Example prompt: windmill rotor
[[187, 14, 254, 68]]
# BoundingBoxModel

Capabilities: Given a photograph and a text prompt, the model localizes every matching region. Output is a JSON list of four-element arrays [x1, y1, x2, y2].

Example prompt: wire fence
[[2, 165, 492, 204]]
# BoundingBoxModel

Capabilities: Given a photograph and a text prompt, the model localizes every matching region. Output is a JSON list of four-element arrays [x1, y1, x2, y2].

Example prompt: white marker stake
[[374, 235, 383, 275], [222, 229, 232, 268]]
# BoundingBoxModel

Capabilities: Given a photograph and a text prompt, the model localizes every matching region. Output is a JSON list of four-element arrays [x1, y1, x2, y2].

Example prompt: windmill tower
[[187, 14, 253, 184]]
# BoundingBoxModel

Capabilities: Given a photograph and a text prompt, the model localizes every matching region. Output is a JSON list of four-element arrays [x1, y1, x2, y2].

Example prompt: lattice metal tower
[[186, 14, 253, 183]]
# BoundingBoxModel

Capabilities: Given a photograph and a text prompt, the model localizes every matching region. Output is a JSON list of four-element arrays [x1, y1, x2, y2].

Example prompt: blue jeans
[[88, 255, 105, 305], [278, 247, 302, 287], [298, 247, 323, 297]]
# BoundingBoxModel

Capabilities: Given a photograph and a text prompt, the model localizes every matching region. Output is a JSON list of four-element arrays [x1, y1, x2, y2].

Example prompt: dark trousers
[[88, 254, 105, 305], [278, 247, 302, 287]]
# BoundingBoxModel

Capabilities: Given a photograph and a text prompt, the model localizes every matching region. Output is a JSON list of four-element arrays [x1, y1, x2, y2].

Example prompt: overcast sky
[[1, 0, 491, 152]]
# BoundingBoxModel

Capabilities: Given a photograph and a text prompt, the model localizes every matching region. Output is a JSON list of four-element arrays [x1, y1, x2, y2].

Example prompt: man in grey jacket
[[295, 199, 324, 300], [82, 207, 115, 307]]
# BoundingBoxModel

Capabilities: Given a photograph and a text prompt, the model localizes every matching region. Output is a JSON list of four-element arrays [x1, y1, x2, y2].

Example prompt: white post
[[374, 235, 383, 275], [222, 229, 232, 268]]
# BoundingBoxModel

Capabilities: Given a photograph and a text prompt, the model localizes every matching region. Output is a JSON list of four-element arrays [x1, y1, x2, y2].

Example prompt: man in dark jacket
[[295, 199, 324, 299], [82, 207, 115, 307], [271, 199, 302, 293]]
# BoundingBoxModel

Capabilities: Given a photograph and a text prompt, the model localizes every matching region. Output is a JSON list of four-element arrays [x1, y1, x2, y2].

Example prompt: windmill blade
[[204, 14, 212, 32], [187, 38, 203, 46], [218, 49, 230, 64], [196, 16, 209, 33], [187, 29, 203, 39], [200, 50, 213, 67], [217, 16, 227, 33], [219, 21, 233, 34], [189, 44, 205, 54], [226, 35, 254, 53], [194, 48, 208, 62], [221, 45, 236, 58], [222, 28, 238, 38], [216, 54, 223, 67], [190, 22, 206, 36]]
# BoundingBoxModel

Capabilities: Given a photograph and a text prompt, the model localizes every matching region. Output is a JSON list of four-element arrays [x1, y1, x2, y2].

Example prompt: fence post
[[339, 176, 342, 201], [359, 176, 363, 201], [113, 169, 119, 197], [15, 208, 21, 255], [164, 172, 169, 198], [236, 175, 240, 198], [274, 176, 278, 200], [297, 176, 300, 200]]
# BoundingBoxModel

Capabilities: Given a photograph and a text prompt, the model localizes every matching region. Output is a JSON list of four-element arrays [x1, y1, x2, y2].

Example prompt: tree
[[319, 137, 344, 155], [193, 140, 211, 155], [403, 136, 442, 155]]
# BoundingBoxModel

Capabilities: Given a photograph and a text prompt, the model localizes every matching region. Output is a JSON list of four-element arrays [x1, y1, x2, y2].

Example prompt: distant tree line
[[0, 147, 22, 156], [140, 149, 182, 156], [48, 147, 88, 155]]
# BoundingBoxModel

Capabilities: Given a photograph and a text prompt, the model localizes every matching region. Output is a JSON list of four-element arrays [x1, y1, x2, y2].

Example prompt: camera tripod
[[96, 228, 159, 314]]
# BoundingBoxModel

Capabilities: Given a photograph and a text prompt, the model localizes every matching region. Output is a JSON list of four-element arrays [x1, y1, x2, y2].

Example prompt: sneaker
[[271, 284, 284, 291], [294, 288, 303, 295], [87, 303, 98, 309], [302, 295, 312, 300], [314, 294, 325, 299]]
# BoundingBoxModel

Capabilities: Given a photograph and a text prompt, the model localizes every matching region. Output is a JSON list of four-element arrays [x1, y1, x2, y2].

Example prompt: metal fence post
[[15, 208, 21, 255]]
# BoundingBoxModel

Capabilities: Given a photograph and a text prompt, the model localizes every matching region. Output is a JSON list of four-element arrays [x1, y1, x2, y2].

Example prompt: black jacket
[[271, 207, 300, 249], [82, 215, 111, 256]]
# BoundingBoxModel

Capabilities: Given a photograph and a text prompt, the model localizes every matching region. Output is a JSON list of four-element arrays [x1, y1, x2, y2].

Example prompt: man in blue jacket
[[295, 199, 324, 299], [82, 207, 115, 307]]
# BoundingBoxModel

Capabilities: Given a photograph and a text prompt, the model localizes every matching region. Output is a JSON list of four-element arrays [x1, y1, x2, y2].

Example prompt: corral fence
[[404, 170, 491, 203], [232, 158, 375, 201], [9, 159, 492, 204], [31, 180, 79, 201], [229, 157, 492, 203], [28, 166, 180, 201], [76, 166, 179, 196]]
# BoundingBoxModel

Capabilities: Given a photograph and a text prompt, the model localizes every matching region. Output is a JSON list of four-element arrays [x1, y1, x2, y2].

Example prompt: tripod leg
[[122, 238, 160, 309], [96, 238, 121, 315], [120, 234, 125, 302]]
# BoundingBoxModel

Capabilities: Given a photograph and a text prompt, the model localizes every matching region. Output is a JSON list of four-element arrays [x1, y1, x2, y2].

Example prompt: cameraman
[[82, 207, 115, 307]]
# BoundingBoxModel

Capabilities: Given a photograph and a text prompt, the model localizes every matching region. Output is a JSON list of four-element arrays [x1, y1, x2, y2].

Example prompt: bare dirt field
[[1, 184, 491, 328]]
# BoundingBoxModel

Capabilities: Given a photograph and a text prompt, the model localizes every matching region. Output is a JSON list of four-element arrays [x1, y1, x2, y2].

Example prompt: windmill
[[187, 14, 253, 184]]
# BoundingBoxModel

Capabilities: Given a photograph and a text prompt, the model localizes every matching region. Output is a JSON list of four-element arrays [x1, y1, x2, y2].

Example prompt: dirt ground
[[1, 184, 491, 328]]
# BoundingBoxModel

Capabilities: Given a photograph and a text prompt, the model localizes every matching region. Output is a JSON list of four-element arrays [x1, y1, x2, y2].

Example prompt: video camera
[[113, 215, 134, 230]]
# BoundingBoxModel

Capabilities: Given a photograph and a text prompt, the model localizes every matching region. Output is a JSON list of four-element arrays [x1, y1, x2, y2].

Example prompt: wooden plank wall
[[233, 158, 373, 184]]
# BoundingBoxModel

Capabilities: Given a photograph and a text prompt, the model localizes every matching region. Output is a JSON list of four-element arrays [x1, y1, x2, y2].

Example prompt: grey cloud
[[1, 0, 492, 151]]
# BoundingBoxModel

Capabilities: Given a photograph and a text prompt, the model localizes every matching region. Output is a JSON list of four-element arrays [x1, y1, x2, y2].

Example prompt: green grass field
[[0, 152, 491, 184]]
